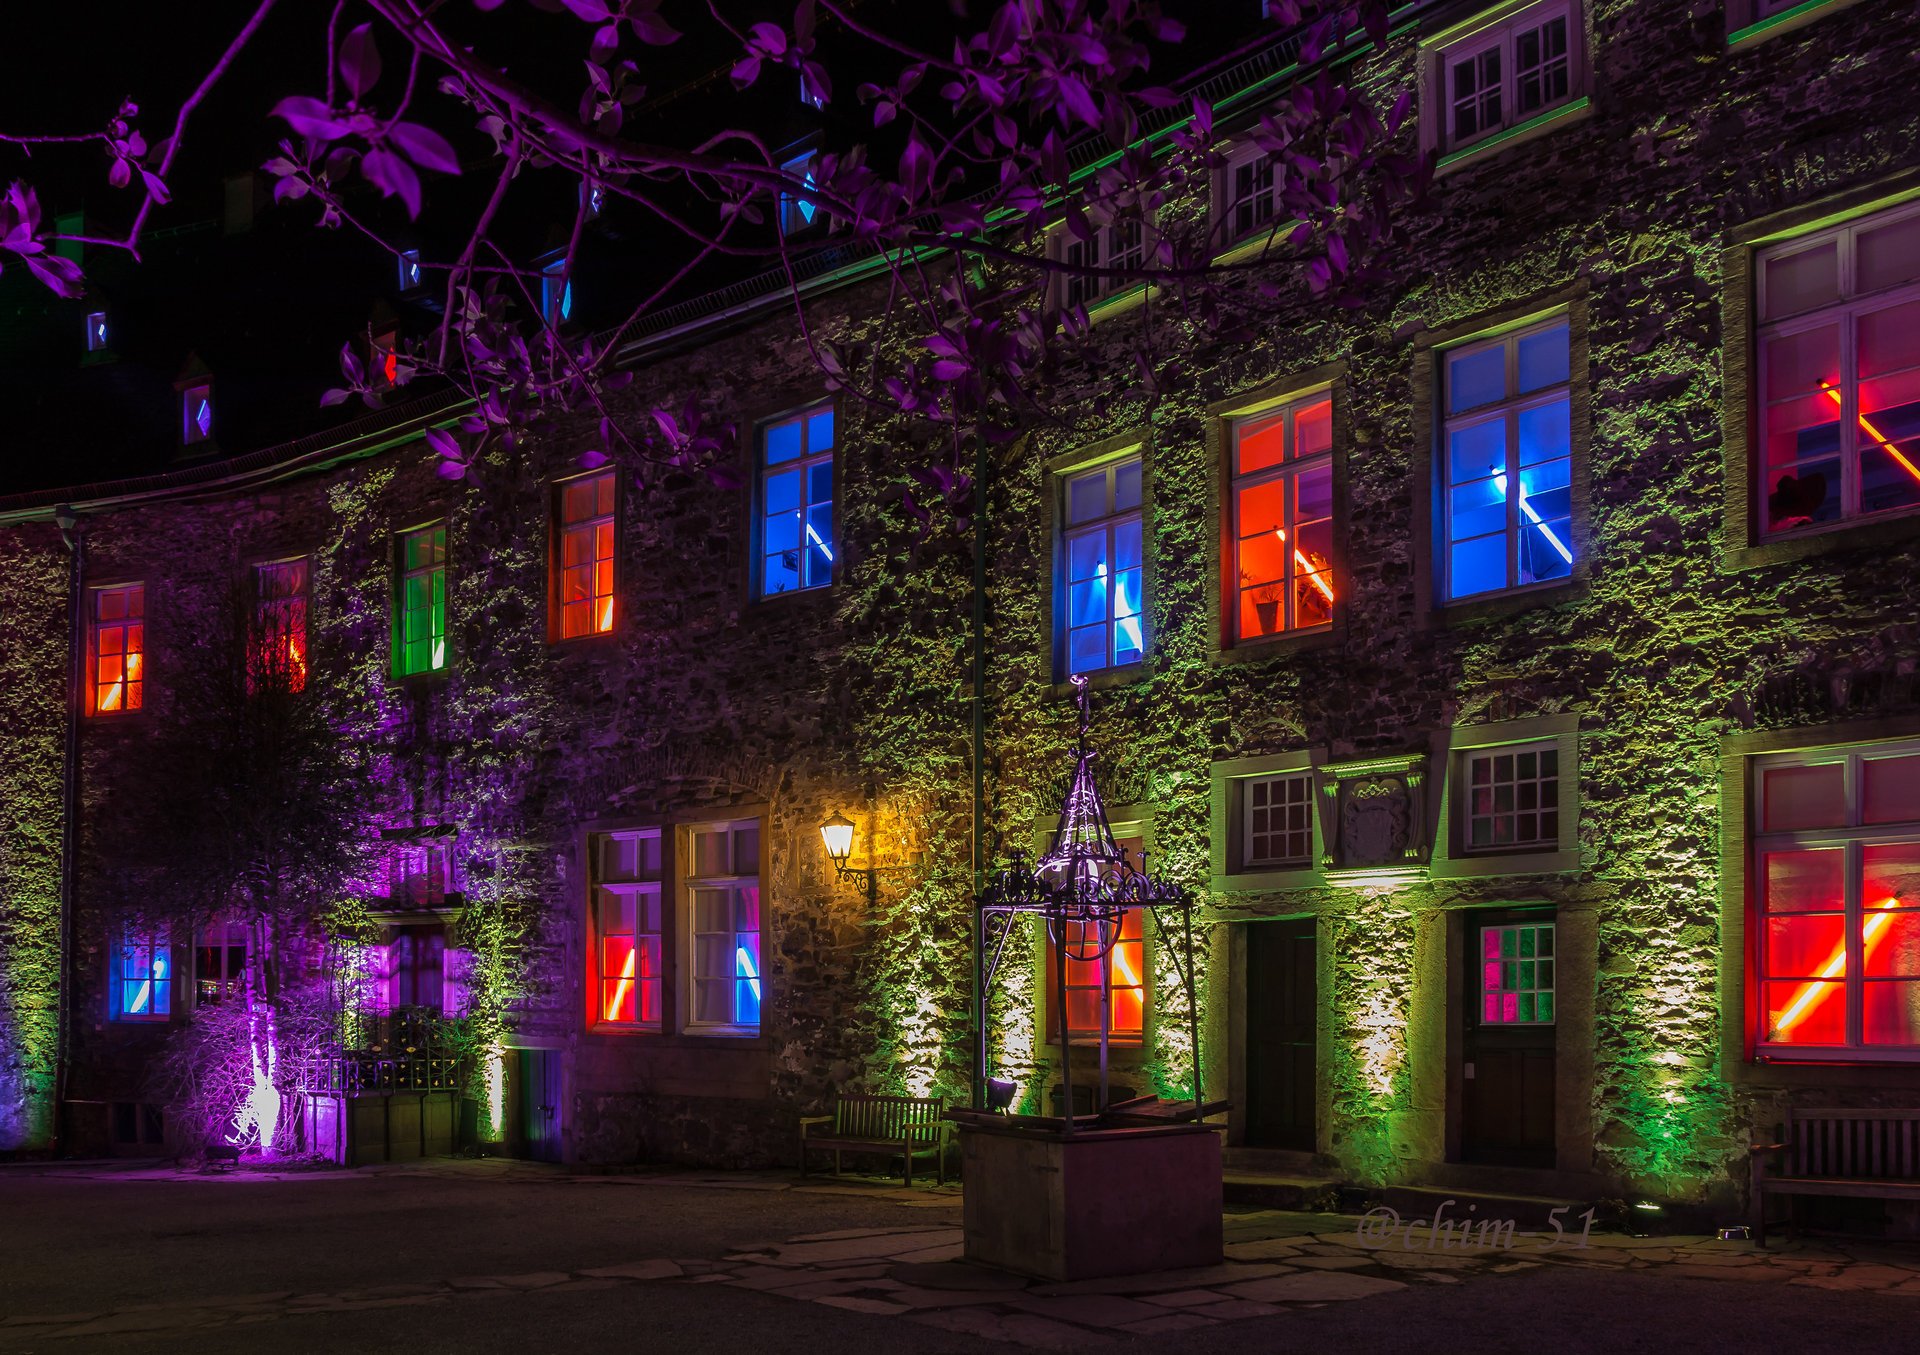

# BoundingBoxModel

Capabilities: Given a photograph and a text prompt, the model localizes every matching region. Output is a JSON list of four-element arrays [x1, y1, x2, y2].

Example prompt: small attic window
[[398, 248, 422, 290], [541, 258, 573, 326], [373, 327, 400, 385], [182, 383, 213, 445], [85, 311, 108, 353]]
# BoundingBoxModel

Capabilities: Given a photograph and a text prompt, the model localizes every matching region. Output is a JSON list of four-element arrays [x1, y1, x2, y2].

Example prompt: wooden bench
[[1751, 1107, 1920, 1245], [799, 1094, 951, 1186]]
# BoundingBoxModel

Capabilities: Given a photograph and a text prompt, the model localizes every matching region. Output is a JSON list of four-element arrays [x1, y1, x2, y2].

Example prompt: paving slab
[[1028, 1262, 1288, 1296], [1117, 1313, 1219, 1334], [910, 1306, 1110, 1350], [1215, 1270, 1407, 1303], [579, 1260, 685, 1281], [1012, 1293, 1169, 1328], [814, 1295, 911, 1316], [1185, 1298, 1287, 1321]]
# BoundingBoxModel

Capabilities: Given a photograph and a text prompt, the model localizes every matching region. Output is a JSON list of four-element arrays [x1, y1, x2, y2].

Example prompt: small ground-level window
[[1463, 742, 1560, 851], [89, 582, 145, 715], [1244, 772, 1315, 867], [1479, 922, 1555, 1024], [555, 471, 617, 638], [1755, 741, 1920, 1054], [113, 927, 171, 1021], [590, 828, 663, 1029], [685, 819, 762, 1033]]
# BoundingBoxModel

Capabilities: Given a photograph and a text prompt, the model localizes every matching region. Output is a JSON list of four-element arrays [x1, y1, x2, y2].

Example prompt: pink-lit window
[[591, 829, 663, 1030], [1047, 835, 1148, 1044], [1231, 395, 1335, 642], [555, 472, 616, 639], [89, 583, 145, 715], [252, 558, 309, 691], [1479, 922, 1554, 1025], [1755, 742, 1920, 1056], [1756, 203, 1920, 536]]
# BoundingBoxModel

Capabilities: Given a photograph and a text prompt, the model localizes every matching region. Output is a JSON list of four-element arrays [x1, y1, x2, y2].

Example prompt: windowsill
[[1435, 97, 1592, 176], [585, 1029, 770, 1048], [1212, 624, 1339, 667], [1430, 847, 1579, 880], [1755, 1047, 1920, 1065], [1211, 230, 1297, 270], [1430, 576, 1585, 628], [1727, 0, 1864, 48], [550, 628, 620, 648], [1212, 864, 1321, 894], [1720, 507, 1920, 572], [747, 583, 835, 617], [1050, 663, 1147, 701], [1080, 283, 1153, 324]]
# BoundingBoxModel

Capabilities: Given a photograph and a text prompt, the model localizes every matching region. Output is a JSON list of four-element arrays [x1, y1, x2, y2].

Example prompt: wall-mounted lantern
[[818, 810, 918, 905]]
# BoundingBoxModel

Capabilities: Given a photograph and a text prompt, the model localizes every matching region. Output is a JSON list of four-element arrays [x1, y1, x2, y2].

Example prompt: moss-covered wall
[[1, 0, 1916, 1195]]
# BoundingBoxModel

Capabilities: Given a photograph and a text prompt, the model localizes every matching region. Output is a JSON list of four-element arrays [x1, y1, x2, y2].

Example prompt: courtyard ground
[[3, 1158, 1919, 1352]]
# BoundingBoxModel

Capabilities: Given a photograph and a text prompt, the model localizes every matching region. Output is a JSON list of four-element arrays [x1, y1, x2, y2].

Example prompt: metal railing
[[299, 1050, 460, 1096]]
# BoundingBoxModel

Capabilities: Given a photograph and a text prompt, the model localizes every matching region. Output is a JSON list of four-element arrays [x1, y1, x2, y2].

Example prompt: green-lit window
[[395, 524, 447, 676], [1479, 922, 1554, 1024]]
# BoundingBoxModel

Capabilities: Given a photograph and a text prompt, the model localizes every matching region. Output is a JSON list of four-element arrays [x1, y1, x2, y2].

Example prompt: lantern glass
[[819, 813, 855, 867]]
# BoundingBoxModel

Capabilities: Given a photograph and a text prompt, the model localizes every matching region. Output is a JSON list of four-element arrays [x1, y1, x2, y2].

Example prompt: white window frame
[[682, 818, 763, 1036], [1428, 0, 1584, 156], [1754, 201, 1920, 538], [1460, 740, 1562, 854], [1439, 314, 1576, 601], [1752, 740, 1920, 1061], [1243, 772, 1315, 868], [112, 925, 173, 1023], [1057, 451, 1146, 676]]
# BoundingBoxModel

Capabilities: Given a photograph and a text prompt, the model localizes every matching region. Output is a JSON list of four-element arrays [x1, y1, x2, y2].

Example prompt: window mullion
[[1841, 309, 1859, 519], [1847, 837, 1864, 1050], [1506, 405, 1522, 589]]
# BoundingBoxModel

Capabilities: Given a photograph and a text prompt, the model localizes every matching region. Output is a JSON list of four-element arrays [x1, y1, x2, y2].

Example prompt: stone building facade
[[3, 0, 1919, 1216]]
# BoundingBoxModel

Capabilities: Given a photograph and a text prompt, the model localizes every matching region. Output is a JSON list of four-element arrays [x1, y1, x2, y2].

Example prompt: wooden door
[[1461, 914, 1556, 1167], [1245, 918, 1317, 1151], [515, 1049, 562, 1162]]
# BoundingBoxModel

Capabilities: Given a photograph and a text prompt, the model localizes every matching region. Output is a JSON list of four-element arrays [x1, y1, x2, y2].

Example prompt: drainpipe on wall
[[969, 439, 989, 1110], [52, 505, 84, 1158]]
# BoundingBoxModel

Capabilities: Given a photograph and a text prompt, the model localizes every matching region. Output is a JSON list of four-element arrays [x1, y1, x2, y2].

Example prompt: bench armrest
[[1750, 1142, 1788, 1154], [799, 1115, 833, 1129]]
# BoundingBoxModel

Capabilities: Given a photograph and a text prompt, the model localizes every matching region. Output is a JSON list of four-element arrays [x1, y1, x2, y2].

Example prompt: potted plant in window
[[1252, 581, 1283, 636]]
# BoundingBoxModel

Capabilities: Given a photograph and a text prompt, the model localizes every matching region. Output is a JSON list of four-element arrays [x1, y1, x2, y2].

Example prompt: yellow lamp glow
[[819, 812, 855, 869]]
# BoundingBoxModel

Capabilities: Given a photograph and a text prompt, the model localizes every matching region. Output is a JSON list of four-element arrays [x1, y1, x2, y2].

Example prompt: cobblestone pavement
[[5, 1161, 1920, 1349]]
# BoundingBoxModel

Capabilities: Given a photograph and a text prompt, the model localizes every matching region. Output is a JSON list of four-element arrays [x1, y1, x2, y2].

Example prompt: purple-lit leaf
[[435, 460, 468, 482], [272, 96, 348, 140], [108, 159, 132, 190], [561, 0, 611, 21], [320, 387, 352, 407], [424, 426, 463, 462], [579, 448, 610, 469], [389, 122, 461, 175], [730, 56, 762, 87], [140, 170, 171, 205], [629, 11, 679, 44], [340, 23, 382, 100], [24, 252, 84, 297], [747, 22, 787, 55], [362, 149, 423, 218]]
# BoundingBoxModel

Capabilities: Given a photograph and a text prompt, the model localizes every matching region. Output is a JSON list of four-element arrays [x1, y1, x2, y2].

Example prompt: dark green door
[[515, 1049, 562, 1163], [1246, 918, 1317, 1150], [1462, 914, 1556, 1168]]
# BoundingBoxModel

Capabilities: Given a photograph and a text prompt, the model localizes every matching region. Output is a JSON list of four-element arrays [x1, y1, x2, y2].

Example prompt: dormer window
[[373, 327, 400, 385], [85, 311, 109, 353], [800, 68, 826, 109], [398, 248, 422, 290], [541, 258, 573, 326], [779, 151, 821, 237], [1051, 218, 1147, 311], [182, 383, 213, 445]]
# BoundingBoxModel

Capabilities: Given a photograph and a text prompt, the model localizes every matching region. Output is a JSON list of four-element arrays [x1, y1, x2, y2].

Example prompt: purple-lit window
[[1441, 317, 1574, 601], [1480, 922, 1554, 1025], [1439, 1, 1578, 152], [686, 820, 761, 1033], [113, 927, 171, 1022], [252, 558, 309, 692], [1755, 742, 1920, 1057], [1060, 453, 1145, 675], [591, 829, 663, 1030], [1755, 203, 1920, 537], [195, 922, 249, 1006], [1057, 219, 1146, 310], [1222, 145, 1278, 243], [758, 404, 834, 597], [387, 841, 450, 909], [182, 382, 213, 445]]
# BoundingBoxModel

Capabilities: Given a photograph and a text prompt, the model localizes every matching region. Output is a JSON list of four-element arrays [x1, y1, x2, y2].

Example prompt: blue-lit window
[[1441, 318, 1574, 601], [541, 258, 572, 326], [779, 152, 821, 236], [85, 311, 109, 353], [686, 820, 761, 1033], [113, 927, 171, 1022], [758, 403, 835, 597], [397, 248, 422, 290], [1060, 453, 1146, 674]]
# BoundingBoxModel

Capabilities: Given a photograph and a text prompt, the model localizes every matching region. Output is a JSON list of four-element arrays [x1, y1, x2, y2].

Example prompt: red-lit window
[[1755, 742, 1920, 1056], [591, 829, 663, 1029], [89, 583, 145, 714], [252, 558, 309, 691], [1756, 203, 1920, 536], [1479, 922, 1554, 1025], [1231, 395, 1334, 642], [555, 472, 616, 638], [1046, 835, 1148, 1044], [373, 328, 400, 386]]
